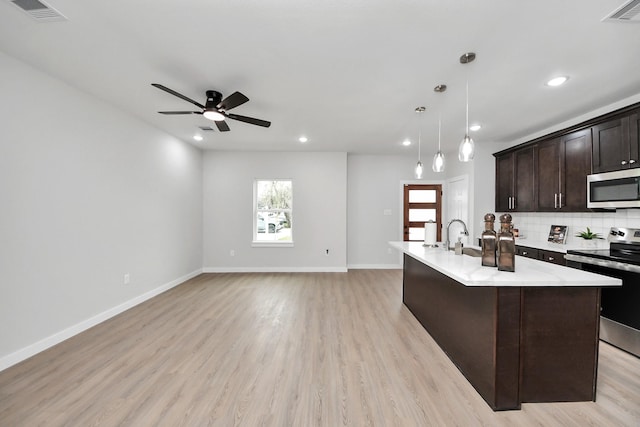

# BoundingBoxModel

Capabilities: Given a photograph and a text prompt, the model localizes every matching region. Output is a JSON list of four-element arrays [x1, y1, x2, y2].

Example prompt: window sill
[[251, 241, 294, 248]]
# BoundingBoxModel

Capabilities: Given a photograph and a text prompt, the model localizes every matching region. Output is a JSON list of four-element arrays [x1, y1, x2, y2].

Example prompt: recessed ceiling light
[[469, 124, 482, 132], [402, 139, 412, 146], [546, 76, 569, 87], [298, 136, 308, 143], [193, 135, 203, 141]]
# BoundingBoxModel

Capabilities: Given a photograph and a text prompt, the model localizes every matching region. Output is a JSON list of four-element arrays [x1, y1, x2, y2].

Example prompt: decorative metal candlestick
[[481, 213, 497, 267], [497, 213, 515, 272]]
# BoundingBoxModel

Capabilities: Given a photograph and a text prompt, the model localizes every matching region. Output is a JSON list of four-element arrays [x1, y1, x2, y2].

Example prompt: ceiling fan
[[151, 83, 271, 132]]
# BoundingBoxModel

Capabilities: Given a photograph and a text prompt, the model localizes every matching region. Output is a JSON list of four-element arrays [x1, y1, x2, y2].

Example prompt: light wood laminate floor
[[1, 271, 639, 426]]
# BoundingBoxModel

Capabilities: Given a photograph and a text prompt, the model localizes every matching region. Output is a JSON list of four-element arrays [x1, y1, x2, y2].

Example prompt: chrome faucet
[[445, 219, 469, 251]]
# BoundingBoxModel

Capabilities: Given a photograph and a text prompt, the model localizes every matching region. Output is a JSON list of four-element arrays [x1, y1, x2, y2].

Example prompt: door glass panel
[[409, 227, 425, 241], [409, 190, 436, 203], [409, 209, 436, 222]]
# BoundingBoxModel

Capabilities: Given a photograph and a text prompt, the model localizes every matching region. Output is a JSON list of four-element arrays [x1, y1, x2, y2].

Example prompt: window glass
[[254, 180, 292, 244], [409, 189, 436, 203], [408, 208, 436, 222]]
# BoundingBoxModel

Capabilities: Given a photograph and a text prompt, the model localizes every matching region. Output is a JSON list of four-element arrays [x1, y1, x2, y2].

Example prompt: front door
[[403, 184, 442, 242]]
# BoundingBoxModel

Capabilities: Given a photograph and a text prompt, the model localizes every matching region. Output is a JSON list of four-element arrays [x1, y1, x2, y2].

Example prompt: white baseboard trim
[[0, 269, 202, 373], [347, 264, 402, 269], [203, 266, 348, 273]]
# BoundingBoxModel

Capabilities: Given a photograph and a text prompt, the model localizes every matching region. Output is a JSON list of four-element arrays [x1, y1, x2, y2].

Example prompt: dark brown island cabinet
[[395, 244, 621, 411]]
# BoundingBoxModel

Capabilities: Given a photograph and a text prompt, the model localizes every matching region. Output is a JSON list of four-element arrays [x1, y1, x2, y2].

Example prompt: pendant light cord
[[418, 127, 421, 161], [438, 113, 442, 150], [465, 77, 469, 134]]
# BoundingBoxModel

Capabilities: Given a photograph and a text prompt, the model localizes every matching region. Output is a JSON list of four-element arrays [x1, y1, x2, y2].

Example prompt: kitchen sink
[[462, 247, 482, 257]]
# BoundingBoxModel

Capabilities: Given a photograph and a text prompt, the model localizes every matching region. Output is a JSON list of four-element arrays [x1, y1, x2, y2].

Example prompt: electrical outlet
[[123, 273, 130, 285], [230, 249, 235, 256]]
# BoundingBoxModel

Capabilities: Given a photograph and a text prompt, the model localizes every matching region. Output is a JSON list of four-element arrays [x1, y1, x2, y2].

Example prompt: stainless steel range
[[566, 227, 640, 358]]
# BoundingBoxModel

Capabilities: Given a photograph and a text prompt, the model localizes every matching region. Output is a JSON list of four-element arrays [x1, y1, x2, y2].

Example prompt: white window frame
[[252, 179, 294, 247]]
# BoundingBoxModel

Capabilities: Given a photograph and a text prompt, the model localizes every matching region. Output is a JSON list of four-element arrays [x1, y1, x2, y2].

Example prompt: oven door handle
[[565, 253, 640, 274]]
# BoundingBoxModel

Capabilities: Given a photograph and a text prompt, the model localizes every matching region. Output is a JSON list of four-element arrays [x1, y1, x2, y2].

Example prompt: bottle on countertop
[[454, 237, 464, 255], [497, 213, 515, 272], [481, 213, 497, 267]]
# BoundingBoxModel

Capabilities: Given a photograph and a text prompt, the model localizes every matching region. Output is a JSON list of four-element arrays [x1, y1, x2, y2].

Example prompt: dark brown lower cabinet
[[516, 246, 565, 265], [403, 254, 600, 411]]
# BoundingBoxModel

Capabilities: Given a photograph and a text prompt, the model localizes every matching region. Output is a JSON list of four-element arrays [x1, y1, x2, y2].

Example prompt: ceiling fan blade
[[226, 113, 271, 128], [218, 91, 249, 111], [215, 120, 230, 132], [151, 83, 205, 109], [158, 111, 202, 115]]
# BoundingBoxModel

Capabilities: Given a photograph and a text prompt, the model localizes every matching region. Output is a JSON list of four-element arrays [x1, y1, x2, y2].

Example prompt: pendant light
[[458, 52, 476, 162], [432, 84, 446, 173], [414, 106, 426, 179], [432, 115, 445, 172]]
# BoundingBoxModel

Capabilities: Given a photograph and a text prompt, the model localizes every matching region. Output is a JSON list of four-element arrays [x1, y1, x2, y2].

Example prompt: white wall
[[202, 151, 347, 271], [0, 51, 203, 369], [471, 142, 503, 242], [347, 154, 450, 268]]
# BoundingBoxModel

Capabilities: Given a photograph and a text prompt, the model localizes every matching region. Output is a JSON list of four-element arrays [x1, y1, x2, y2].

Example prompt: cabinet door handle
[[559, 193, 563, 209], [512, 197, 516, 210], [548, 256, 555, 261], [523, 251, 528, 255], [631, 159, 637, 164], [622, 160, 628, 165], [554, 193, 558, 209]]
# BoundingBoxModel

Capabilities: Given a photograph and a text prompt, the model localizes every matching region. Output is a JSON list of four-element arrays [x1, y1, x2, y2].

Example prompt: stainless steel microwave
[[587, 169, 640, 209]]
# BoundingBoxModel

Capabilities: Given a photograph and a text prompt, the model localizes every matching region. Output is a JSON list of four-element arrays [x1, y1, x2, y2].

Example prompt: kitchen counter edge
[[389, 241, 621, 288]]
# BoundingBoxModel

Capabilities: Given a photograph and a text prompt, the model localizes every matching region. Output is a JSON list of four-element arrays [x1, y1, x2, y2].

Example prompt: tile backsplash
[[500, 210, 640, 245]]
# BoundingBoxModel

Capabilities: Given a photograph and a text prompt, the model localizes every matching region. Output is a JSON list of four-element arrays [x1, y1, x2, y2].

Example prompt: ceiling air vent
[[8, 0, 67, 22], [603, 0, 640, 22]]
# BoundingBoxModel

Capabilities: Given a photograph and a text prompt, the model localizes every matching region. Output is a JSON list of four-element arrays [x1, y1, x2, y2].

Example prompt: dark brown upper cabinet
[[495, 146, 535, 212], [536, 138, 561, 211], [560, 129, 592, 211], [533, 130, 592, 212], [495, 101, 639, 213], [592, 110, 640, 173]]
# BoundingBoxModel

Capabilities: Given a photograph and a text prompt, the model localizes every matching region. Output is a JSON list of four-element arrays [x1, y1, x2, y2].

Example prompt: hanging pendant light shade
[[431, 85, 447, 172], [414, 106, 426, 179], [432, 151, 445, 172], [458, 52, 476, 162], [432, 114, 445, 172], [415, 160, 424, 179], [459, 134, 474, 162]]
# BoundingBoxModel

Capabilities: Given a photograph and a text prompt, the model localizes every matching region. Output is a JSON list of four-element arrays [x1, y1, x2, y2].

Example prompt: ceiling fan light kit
[[203, 110, 225, 121], [151, 83, 271, 132]]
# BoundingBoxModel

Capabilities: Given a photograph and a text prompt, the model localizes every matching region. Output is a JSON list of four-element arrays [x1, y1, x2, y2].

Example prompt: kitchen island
[[389, 241, 621, 411]]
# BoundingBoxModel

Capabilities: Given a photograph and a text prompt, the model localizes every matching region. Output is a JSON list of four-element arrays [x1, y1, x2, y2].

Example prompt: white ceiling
[[1, 0, 639, 155]]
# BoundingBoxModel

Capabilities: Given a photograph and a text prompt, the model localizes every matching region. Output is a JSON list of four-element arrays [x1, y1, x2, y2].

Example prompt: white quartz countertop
[[389, 241, 621, 288]]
